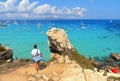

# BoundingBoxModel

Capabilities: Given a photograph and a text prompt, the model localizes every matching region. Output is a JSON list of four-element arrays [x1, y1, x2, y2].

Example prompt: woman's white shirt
[[31, 49, 40, 56]]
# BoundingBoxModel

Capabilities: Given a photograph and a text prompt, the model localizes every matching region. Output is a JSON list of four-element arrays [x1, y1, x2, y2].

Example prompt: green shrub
[[0, 46, 6, 52], [48, 47, 94, 69], [69, 48, 94, 69]]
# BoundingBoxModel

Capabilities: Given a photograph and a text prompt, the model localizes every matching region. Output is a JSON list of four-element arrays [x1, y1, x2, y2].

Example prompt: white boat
[[36, 23, 42, 29], [13, 21, 19, 25], [80, 21, 84, 27], [0, 22, 7, 28], [80, 26, 87, 29], [110, 19, 112, 23], [80, 21, 87, 29]]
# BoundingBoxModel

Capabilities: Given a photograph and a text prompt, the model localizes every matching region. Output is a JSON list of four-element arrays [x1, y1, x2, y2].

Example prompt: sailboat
[[36, 23, 42, 29], [80, 21, 86, 29]]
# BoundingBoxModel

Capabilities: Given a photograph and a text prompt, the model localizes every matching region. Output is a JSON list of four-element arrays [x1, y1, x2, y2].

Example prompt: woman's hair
[[34, 44, 37, 48]]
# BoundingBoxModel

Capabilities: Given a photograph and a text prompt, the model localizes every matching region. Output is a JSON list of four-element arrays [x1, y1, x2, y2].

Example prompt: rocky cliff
[[46, 28, 73, 55], [0, 28, 119, 81], [46, 28, 78, 64], [45, 28, 119, 81], [0, 44, 13, 64], [46, 28, 93, 68]]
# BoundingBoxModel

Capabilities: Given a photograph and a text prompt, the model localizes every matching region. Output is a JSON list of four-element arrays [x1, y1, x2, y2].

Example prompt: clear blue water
[[0, 19, 120, 61]]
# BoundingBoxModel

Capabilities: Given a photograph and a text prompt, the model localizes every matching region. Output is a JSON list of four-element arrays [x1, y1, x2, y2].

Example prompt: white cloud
[[4, 0, 17, 11], [0, 13, 29, 19], [20, 13, 29, 18], [0, 0, 87, 19], [33, 4, 87, 18], [18, 0, 38, 12], [0, 2, 4, 12], [71, 7, 87, 16], [33, 4, 51, 14], [0, 0, 17, 12], [6, 13, 17, 18]]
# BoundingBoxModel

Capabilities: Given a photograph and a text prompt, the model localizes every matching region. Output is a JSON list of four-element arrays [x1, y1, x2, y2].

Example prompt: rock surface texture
[[0, 61, 108, 81], [110, 52, 120, 61], [0, 28, 119, 81], [46, 28, 73, 55], [0, 44, 13, 62]]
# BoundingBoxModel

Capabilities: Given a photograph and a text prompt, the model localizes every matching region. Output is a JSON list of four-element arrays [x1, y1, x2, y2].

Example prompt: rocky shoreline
[[0, 28, 120, 81], [0, 44, 13, 64]]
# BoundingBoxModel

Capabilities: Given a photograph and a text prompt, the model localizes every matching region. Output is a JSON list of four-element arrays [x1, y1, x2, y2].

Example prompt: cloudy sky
[[0, 0, 119, 19]]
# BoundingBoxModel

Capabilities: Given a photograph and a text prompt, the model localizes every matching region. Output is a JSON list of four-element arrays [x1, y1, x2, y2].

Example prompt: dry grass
[[60, 47, 94, 69], [0, 59, 32, 74], [107, 76, 120, 81], [71, 48, 94, 69]]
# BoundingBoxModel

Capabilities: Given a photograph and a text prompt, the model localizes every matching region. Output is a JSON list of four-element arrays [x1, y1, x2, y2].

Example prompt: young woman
[[31, 44, 42, 71]]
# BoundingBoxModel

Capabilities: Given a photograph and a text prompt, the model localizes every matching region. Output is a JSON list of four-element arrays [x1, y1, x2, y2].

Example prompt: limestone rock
[[0, 44, 13, 63], [51, 53, 64, 63], [46, 28, 73, 55], [46, 28, 76, 64], [110, 52, 120, 61], [41, 74, 49, 81], [59, 67, 106, 81], [28, 77, 36, 81], [64, 55, 71, 64]]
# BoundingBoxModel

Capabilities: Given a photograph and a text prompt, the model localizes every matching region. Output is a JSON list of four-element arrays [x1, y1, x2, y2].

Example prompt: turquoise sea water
[[0, 19, 120, 61]]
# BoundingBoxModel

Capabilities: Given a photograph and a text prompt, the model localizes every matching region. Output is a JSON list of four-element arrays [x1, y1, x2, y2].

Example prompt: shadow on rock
[[39, 62, 47, 70]]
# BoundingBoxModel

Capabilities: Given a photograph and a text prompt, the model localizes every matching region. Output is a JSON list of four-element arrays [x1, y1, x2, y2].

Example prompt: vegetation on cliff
[[0, 45, 6, 52], [62, 48, 94, 69], [71, 48, 94, 69]]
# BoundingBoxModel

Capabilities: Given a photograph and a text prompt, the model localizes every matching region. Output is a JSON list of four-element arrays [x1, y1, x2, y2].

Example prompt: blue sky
[[0, 0, 120, 19]]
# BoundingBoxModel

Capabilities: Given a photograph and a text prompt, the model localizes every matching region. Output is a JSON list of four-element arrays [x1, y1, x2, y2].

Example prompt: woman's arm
[[32, 54, 34, 57]]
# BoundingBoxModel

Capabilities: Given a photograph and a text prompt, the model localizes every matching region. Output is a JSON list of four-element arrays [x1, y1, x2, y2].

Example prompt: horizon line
[[0, 18, 120, 21]]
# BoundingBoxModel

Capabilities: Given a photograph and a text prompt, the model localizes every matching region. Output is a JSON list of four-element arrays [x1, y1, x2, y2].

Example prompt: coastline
[[1, 27, 120, 81], [1, 19, 120, 60]]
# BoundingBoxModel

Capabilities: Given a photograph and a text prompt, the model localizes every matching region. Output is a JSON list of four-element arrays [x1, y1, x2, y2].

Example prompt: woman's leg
[[36, 61, 40, 71], [37, 61, 40, 70], [34, 61, 40, 72], [34, 62, 38, 71]]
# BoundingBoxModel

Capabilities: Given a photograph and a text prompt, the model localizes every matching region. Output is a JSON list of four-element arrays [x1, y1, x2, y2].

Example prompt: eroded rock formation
[[47, 28, 73, 55], [0, 44, 13, 63], [46, 28, 77, 64], [110, 52, 120, 61]]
